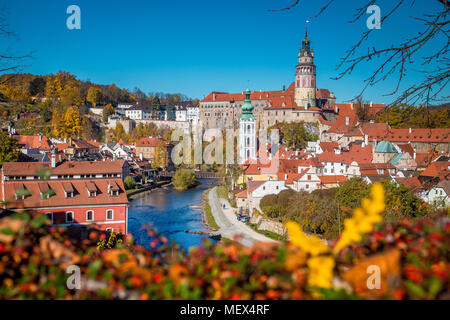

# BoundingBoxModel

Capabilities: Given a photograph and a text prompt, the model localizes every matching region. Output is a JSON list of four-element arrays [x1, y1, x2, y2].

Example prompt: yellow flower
[[334, 182, 385, 253], [285, 221, 330, 256], [307, 256, 335, 289]]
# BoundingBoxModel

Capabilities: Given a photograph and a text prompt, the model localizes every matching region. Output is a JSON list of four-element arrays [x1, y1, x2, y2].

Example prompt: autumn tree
[[60, 82, 83, 107], [87, 86, 104, 107], [0, 83, 30, 104], [0, 131, 19, 166], [152, 141, 169, 169], [102, 104, 115, 122], [52, 106, 83, 139]]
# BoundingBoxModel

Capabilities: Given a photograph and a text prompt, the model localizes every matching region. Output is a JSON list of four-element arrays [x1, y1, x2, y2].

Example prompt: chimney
[[413, 147, 416, 160], [409, 128, 412, 134], [213, 93, 216, 101], [364, 134, 368, 146], [51, 151, 56, 168], [350, 102, 354, 110], [370, 100, 373, 108], [335, 105, 338, 113], [39, 135, 42, 142], [345, 116, 350, 126]]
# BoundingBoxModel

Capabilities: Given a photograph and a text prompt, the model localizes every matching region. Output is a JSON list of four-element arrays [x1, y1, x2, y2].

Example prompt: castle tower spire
[[294, 24, 317, 108]]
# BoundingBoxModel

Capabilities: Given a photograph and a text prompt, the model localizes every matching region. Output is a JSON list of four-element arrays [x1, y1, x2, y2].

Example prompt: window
[[45, 212, 53, 224], [86, 210, 94, 221], [106, 228, 114, 233], [306, 184, 309, 189], [66, 211, 74, 223], [106, 210, 114, 220]]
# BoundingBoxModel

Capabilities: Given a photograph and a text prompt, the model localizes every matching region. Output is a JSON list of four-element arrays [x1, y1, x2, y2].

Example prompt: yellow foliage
[[333, 182, 385, 253], [285, 183, 386, 290]]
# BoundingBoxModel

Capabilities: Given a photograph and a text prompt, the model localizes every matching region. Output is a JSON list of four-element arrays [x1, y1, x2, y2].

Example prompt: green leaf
[[31, 215, 49, 228], [428, 276, 443, 296], [0, 227, 15, 235], [88, 260, 103, 279], [404, 280, 426, 298]]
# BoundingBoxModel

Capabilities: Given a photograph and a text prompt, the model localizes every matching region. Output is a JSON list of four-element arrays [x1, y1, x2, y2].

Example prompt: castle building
[[239, 89, 257, 164], [199, 29, 336, 131]]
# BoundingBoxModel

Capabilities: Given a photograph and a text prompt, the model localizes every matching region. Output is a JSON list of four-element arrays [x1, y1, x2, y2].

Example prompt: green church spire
[[240, 88, 255, 120]]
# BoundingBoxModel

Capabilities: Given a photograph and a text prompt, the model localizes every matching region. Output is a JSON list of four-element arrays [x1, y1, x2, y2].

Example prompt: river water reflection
[[128, 179, 218, 251]]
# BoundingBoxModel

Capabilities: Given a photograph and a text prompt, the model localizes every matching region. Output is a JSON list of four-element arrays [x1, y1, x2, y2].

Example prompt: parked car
[[238, 214, 249, 222]]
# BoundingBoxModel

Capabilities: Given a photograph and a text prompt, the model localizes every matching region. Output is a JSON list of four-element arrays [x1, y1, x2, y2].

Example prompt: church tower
[[294, 27, 317, 108], [239, 88, 256, 164]]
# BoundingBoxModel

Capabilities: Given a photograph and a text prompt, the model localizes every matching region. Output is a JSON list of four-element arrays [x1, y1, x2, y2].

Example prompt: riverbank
[[202, 189, 219, 231], [126, 181, 172, 200]]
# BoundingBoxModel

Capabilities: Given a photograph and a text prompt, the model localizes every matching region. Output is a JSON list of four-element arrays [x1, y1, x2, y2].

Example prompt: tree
[[334, 177, 370, 210], [52, 106, 83, 139], [133, 87, 147, 100], [87, 86, 103, 107], [0, 131, 19, 166], [60, 82, 82, 107], [124, 176, 136, 190], [102, 104, 115, 122], [151, 96, 161, 119], [378, 179, 423, 218], [270, 122, 318, 149], [152, 141, 169, 169], [172, 169, 197, 191]]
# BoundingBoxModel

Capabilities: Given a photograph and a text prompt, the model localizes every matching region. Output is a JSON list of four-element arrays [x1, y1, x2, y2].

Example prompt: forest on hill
[[0, 71, 193, 142]]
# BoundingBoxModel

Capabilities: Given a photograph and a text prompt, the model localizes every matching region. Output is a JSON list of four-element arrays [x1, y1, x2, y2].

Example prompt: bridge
[[158, 170, 218, 179]]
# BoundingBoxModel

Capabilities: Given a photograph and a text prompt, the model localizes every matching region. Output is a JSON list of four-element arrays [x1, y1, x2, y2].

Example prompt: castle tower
[[239, 88, 256, 164], [294, 27, 316, 108]]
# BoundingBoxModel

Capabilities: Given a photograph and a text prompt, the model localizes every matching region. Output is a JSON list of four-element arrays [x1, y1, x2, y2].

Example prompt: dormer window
[[14, 183, 30, 200], [38, 182, 53, 200], [62, 182, 75, 199], [86, 182, 97, 198], [108, 181, 120, 196]]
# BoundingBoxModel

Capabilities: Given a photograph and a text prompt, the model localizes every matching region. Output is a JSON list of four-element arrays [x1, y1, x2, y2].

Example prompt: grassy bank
[[203, 190, 219, 230], [248, 223, 287, 241]]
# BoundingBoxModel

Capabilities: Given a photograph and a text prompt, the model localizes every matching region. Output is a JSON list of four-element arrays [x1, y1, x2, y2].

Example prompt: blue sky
[[1, 0, 448, 103]]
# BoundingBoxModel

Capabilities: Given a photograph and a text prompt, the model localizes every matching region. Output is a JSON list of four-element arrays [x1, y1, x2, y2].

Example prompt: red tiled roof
[[2, 160, 126, 177], [320, 142, 338, 152], [420, 162, 450, 179], [366, 127, 450, 143], [319, 175, 348, 184], [72, 139, 98, 150], [136, 137, 163, 148], [247, 181, 266, 193], [1, 178, 127, 209], [14, 135, 52, 150], [235, 190, 248, 198], [326, 114, 359, 134], [395, 177, 424, 192], [397, 144, 415, 158], [316, 89, 333, 99]]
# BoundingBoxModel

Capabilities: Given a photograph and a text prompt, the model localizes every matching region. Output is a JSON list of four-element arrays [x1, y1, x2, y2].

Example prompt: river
[[127, 179, 218, 251]]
